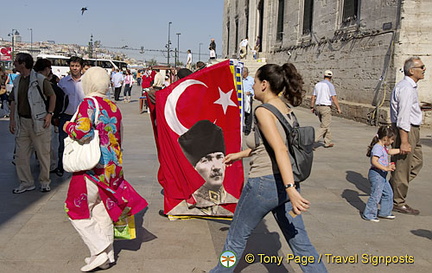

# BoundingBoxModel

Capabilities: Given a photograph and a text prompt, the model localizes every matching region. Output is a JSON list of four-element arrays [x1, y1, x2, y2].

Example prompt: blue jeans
[[210, 174, 327, 273], [363, 168, 393, 219]]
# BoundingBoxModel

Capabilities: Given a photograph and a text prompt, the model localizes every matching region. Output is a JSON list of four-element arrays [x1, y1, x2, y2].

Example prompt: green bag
[[114, 215, 136, 240]]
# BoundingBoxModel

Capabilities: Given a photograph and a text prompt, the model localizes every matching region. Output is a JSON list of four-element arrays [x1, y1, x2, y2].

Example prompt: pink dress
[[64, 96, 147, 221]]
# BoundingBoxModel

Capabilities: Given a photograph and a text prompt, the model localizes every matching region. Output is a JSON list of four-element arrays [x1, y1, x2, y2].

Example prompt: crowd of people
[[0, 52, 426, 272]]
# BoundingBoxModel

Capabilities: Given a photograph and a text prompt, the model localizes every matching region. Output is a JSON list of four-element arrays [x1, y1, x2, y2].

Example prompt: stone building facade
[[223, 0, 432, 125]]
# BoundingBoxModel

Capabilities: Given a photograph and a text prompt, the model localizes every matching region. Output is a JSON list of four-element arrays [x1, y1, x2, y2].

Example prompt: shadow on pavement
[[420, 137, 432, 147], [0, 119, 71, 227], [410, 229, 432, 240], [114, 208, 155, 258], [342, 170, 371, 212], [234, 220, 294, 273]]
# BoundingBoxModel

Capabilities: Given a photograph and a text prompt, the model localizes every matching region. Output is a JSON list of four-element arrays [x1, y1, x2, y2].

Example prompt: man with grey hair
[[9, 53, 56, 193], [390, 56, 426, 215]]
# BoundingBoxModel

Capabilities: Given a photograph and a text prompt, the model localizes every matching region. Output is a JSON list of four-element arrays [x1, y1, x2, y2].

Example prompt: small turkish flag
[[0, 47, 12, 61], [156, 60, 244, 216]]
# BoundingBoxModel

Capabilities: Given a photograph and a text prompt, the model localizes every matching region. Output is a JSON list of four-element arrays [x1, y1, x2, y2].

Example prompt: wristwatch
[[284, 183, 295, 189], [47, 112, 54, 115]]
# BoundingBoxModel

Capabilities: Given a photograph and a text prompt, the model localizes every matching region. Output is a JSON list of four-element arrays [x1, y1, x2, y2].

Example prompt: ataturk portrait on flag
[[155, 60, 244, 217]]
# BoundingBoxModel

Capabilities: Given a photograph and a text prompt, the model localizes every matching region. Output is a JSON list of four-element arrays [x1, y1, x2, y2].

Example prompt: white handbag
[[63, 97, 101, 173]]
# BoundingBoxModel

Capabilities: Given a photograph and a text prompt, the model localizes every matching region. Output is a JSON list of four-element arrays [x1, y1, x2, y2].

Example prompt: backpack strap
[[35, 84, 48, 106], [256, 103, 299, 134]]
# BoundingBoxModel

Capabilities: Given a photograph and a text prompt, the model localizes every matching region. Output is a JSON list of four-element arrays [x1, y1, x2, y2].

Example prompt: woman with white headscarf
[[63, 67, 147, 272]]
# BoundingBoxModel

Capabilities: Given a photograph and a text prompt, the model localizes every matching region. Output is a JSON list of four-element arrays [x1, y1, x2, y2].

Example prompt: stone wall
[[223, 0, 431, 125]]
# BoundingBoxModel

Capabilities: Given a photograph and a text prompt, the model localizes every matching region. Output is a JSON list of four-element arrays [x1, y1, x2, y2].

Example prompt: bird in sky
[[81, 7, 88, 15]]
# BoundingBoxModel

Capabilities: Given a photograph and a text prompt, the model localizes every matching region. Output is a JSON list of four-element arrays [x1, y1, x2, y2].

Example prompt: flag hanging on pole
[[156, 60, 244, 217]]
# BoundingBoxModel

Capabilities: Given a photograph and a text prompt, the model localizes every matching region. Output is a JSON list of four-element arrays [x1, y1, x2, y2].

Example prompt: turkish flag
[[0, 47, 12, 61], [156, 60, 244, 216]]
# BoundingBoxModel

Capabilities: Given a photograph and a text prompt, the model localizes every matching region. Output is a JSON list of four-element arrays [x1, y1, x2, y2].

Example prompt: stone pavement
[[0, 85, 431, 273]]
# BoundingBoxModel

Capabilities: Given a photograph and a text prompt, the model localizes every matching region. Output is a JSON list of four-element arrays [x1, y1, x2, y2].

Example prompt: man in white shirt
[[56, 56, 84, 176], [390, 56, 425, 215], [310, 70, 342, 148], [242, 67, 254, 135], [239, 38, 250, 59], [111, 69, 124, 101], [186, 50, 192, 70]]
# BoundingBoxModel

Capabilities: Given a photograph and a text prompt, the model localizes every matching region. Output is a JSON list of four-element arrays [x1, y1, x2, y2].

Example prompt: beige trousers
[[240, 46, 247, 58], [70, 178, 115, 263], [15, 117, 51, 187], [390, 126, 423, 206], [314, 106, 333, 145]]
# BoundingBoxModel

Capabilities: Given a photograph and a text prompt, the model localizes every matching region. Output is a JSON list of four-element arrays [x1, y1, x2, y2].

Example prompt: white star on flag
[[214, 87, 237, 114]]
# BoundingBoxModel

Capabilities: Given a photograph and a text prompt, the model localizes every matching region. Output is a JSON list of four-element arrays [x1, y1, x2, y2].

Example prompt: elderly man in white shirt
[[390, 56, 425, 215]]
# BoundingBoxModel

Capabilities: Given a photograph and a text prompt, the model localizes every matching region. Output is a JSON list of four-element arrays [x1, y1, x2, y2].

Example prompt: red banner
[[156, 60, 244, 217], [0, 47, 12, 61]]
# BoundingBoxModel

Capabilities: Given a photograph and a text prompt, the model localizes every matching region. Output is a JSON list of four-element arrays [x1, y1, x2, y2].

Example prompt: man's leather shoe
[[393, 205, 420, 215], [324, 143, 334, 148]]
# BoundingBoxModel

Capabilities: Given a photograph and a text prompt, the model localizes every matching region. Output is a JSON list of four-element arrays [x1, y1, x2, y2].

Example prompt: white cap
[[324, 70, 333, 77]]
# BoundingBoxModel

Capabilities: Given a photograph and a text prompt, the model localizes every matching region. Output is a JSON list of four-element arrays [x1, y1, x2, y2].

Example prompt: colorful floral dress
[[64, 96, 147, 221]]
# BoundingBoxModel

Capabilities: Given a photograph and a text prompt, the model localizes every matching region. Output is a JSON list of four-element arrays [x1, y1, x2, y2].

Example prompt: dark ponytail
[[281, 63, 304, 106], [255, 63, 305, 106], [366, 126, 397, 157]]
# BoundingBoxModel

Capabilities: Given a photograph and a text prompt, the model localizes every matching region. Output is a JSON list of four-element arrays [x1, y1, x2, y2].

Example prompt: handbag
[[63, 97, 101, 173], [114, 215, 136, 240]]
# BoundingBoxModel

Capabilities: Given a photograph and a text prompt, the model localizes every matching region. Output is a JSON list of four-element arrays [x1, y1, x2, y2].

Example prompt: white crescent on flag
[[164, 79, 208, 136]]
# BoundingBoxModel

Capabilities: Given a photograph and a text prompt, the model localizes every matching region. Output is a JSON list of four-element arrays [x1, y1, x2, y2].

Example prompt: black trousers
[[114, 87, 122, 101]]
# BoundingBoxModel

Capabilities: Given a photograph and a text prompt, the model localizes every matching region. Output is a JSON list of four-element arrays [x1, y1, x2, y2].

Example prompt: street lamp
[[28, 28, 33, 53], [199, 43, 203, 61], [175, 32, 181, 68], [166, 22, 172, 66], [8, 29, 20, 62]]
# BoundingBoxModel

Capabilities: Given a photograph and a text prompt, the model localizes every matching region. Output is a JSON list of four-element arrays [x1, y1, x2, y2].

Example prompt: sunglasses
[[412, 65, 426, 70]]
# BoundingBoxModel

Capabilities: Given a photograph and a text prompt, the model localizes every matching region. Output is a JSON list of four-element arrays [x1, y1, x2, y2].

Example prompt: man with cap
[[169, 120, 237, 216], [310, 70, 342, 148]]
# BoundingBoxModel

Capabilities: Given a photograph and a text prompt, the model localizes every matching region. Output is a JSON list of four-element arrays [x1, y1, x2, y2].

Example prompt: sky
[[0, 0, 224, 64]]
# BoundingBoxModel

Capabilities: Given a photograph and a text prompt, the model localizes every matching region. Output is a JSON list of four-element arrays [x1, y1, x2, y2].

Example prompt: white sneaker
[[80, 253, 108, 272], [12, 184, 36, 194], [84, 257, 110, 269], [361, 214, 380, 222], [378, 214, 396, 220]]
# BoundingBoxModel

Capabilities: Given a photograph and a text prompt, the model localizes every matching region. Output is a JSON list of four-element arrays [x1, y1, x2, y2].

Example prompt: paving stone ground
[[0, 85, 431, 273]]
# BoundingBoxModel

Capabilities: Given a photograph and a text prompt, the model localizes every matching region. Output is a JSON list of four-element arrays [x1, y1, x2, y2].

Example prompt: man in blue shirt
[[390, 56, 425, 215], [56, 56, 84, 176]]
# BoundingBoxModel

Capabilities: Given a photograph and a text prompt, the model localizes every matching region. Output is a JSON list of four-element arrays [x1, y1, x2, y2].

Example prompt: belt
[[316, 104, 330, 107], [411, 124, 420, 128]]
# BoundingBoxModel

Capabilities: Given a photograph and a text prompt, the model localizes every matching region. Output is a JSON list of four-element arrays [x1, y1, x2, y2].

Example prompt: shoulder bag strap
[[89, 97, 100, 125], [70, 97, 100, 124]]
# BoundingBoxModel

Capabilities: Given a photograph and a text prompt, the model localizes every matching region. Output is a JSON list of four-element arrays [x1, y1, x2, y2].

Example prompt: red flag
[[0, 47, 12, 61], [156, 60, 243, 217]]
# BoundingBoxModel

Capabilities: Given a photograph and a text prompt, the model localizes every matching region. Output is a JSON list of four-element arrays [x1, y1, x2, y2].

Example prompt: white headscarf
[[81, 66, 110, 97]]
